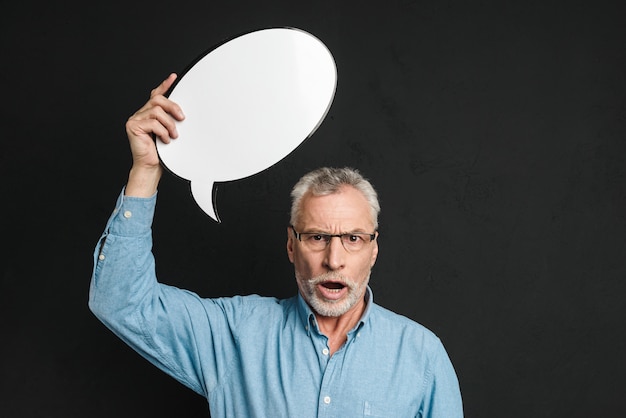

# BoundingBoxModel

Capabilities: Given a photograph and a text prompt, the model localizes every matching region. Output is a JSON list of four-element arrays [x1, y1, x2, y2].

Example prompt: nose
[[323, 236, 346, 271]]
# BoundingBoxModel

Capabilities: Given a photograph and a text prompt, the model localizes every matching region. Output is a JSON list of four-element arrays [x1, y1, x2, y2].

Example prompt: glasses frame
[[290, 225, 377, 252]]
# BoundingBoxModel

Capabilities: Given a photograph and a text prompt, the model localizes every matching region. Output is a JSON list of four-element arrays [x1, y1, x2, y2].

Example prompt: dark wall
[[2, 1, 625, 417]]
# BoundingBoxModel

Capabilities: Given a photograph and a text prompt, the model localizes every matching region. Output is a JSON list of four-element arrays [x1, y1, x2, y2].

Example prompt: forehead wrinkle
[[297, 187, 375, 233]]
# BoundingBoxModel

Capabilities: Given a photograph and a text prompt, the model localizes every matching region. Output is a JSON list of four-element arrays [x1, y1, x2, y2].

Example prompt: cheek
[[293, 252, 322, 277], [358, 263, 373, 278], [356, 253, 377, 277]]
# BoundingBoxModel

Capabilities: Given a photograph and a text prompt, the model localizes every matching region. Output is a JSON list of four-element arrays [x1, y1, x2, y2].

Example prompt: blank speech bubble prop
[[156, 27, 337, 222]]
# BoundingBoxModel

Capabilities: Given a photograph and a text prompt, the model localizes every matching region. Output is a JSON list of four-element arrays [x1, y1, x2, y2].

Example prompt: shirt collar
[[296, 286, 374, 337]]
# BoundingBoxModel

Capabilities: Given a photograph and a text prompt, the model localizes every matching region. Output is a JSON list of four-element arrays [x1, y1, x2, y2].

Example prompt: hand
[[125, 73, 185, 197], [126, 73, 185, 169]]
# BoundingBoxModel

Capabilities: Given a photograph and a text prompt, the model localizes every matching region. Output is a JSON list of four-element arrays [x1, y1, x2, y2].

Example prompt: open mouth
[[323, 281, 345, 289], [319, 281, 347, 296]]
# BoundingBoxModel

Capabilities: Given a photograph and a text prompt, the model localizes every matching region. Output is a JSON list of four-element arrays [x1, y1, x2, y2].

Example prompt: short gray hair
[[290, 167, 380, 228]]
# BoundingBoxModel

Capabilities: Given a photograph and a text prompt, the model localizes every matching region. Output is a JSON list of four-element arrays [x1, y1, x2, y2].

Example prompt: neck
[[314, 294, 367, 355]]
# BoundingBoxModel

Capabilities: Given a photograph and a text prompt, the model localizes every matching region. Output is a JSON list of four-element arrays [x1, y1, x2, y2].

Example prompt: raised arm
[[89, 75, 236, 397]]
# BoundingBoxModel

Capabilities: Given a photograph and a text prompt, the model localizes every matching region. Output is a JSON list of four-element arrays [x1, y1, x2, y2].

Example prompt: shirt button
[[123, 210, 132, 219], [98, 254, 105, 261], [322, 348, 329, 356], [323, 396, 331, 404]]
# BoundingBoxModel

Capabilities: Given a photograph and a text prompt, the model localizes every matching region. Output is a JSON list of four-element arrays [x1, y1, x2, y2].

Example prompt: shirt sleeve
[[419, 339, 464, 417], [88, 189, 237, 397]]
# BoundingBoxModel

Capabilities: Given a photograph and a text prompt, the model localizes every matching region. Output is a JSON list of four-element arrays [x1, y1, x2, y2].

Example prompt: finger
[[132, 94, 185, 122], [127, 117, 173, 144], [128, 104, 180, 141], [151, 94, 185, 121], [134, 103, 180, 138], [150, 73, 177, 99], [147, 119, 174, 144], [150, 105, 180, 139]]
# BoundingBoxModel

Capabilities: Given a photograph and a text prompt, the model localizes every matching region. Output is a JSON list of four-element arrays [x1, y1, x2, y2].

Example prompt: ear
[[286, 226, 295, 263], [370, 232, 379, 267]]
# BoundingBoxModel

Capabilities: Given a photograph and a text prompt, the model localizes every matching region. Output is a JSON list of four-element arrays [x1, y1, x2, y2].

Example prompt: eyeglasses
[[291, 225, 376, 253]]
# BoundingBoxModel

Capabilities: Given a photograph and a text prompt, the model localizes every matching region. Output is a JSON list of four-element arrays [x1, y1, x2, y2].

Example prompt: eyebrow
[[300, 229, 372, 235]]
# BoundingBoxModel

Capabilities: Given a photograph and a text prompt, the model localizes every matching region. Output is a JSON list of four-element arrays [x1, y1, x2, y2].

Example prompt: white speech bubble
[[156, 27, 337, 222]]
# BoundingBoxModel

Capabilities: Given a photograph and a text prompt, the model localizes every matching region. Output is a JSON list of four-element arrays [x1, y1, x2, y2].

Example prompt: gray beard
[[298, 271, 370, 317]]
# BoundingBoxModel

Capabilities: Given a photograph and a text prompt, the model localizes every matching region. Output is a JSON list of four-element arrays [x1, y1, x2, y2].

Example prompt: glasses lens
[[302, 234, 329, 250], [341, 234, 366, 251]]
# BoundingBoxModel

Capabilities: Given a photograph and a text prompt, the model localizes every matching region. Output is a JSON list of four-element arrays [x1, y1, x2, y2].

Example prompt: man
[[89, 74, 463, 417]]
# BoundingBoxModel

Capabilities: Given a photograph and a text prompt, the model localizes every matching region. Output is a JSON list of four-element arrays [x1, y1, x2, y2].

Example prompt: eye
[[347, 234, 361, 242], [310, 234, 327, 242]]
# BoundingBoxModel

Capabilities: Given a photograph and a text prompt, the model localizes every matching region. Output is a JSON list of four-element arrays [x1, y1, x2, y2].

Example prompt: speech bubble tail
[[190, 180, 220, 223]]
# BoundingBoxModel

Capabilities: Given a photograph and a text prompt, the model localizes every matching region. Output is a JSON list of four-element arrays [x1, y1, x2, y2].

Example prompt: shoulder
[[368, 302, 443, 349], [206, 294, 298, 320], [359, 303, 458, 386]]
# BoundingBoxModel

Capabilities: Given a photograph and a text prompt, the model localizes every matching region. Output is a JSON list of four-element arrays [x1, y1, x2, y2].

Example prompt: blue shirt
[[89, 191, 463, 417]]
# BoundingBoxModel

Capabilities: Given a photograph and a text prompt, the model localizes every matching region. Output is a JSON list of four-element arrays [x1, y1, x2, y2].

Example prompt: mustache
[[309, 272, 356, 288]]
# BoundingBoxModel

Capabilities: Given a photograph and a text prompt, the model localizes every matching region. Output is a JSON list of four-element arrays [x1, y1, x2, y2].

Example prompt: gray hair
[[290, 167, 380, 228]]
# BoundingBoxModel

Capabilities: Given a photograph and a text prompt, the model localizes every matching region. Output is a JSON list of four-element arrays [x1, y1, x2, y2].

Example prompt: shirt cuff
[[106, 187, 158, 236]]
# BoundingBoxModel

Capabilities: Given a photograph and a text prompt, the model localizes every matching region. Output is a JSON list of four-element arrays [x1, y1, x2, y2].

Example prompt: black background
[[2, 1, 625, 417]]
